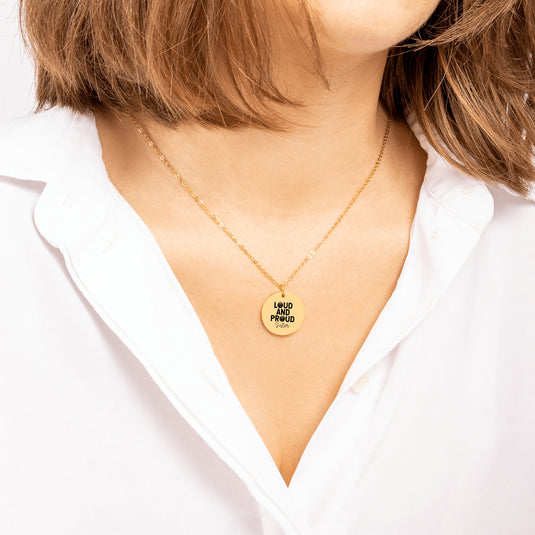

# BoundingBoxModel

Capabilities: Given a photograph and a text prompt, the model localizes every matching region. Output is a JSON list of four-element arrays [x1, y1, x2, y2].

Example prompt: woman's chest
[[154, 221, 413, 486], [100, 141, 423, 486]]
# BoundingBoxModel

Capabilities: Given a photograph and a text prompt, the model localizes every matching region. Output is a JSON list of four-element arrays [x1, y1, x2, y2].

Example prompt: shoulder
[[0, 107, 84, 263], [0, 175, 52, 268], [0, 172, 45, 212], [472, 181, 535, 293], [0, 106, 97, 188], [0, 109, 60, 256], [485, 181, 535, 242], [0, 106, 105, 248]]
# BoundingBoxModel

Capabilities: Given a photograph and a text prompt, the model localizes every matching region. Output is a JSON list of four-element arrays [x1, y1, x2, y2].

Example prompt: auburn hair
[[19, 0, 535, 198]]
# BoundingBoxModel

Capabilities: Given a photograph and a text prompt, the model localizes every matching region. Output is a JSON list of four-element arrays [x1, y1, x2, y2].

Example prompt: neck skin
[[95, 37, 427, 224]]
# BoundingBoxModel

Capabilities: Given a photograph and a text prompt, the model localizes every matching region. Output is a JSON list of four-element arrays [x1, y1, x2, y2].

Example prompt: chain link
[[127, 112, 392, 297]]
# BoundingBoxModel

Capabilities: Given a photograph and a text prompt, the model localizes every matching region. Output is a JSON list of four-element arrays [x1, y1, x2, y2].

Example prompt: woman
[[1, 0, 534, 533]]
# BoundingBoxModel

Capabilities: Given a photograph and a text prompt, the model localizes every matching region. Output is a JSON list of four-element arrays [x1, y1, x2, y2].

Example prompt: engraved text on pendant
[[261, 291, 305, 336]]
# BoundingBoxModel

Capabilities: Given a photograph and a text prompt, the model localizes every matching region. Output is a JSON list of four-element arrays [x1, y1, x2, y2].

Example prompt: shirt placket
[[278, 175, 495, 531], [31, 168, 313, 534]]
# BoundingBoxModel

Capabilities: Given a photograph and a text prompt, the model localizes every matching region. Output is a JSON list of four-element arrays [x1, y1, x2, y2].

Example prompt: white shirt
[[1, 106, 534, 535]]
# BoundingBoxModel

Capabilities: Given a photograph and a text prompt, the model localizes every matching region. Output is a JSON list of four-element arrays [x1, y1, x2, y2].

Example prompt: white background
[[0, 0, 36, 126]]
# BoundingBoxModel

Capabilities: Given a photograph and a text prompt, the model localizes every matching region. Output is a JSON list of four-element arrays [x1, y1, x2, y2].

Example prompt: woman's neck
[[95, 48, 426, 222]]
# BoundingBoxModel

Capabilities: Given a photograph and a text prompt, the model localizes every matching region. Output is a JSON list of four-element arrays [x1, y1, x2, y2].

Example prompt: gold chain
[[127, 112, 392, 297]]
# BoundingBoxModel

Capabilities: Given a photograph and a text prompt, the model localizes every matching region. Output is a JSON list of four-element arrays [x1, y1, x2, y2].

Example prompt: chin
[[305, 0, 442, 55]]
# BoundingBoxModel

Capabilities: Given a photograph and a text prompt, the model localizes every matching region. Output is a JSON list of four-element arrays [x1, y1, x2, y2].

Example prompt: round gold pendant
[[261, 290, 305, 336]]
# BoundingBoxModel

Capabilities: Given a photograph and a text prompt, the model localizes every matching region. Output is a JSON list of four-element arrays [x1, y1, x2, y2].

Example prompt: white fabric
[[1, 106, 534, 535]]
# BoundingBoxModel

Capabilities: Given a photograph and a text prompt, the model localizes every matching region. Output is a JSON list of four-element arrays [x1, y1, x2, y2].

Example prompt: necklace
[[127, 112, 392, 336]]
